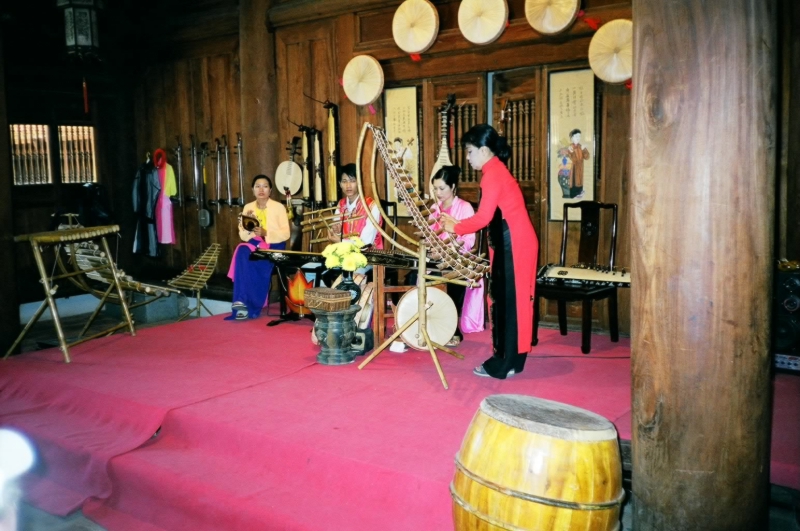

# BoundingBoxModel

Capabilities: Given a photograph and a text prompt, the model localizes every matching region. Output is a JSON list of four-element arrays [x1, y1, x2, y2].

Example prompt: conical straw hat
[[525, 0, 579, 35], [458, 0, 508, 45], [342, 55, 385, 106], [588, 19, 633, 83], [392, 0, 440, 54]]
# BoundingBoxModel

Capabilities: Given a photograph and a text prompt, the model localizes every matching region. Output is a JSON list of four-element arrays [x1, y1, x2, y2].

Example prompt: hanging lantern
[[57, 0, 103, 59]]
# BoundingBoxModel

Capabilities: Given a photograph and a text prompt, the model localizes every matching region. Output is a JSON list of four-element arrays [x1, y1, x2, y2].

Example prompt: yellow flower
[[325, 256, 342, 269], [350, 236, 365, 249]]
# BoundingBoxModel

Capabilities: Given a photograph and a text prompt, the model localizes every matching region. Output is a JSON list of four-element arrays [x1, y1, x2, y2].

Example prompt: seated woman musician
[[428, 165, 485, 346], [441, 125, 538, 379], [226, 175, 290, 320]]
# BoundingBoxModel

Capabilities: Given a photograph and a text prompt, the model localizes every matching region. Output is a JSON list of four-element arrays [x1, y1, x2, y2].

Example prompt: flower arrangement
[[322, 237, 368, 271]]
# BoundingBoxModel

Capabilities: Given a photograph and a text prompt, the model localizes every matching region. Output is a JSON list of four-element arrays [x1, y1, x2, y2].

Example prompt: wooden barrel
[[451, 395, 624, 531]]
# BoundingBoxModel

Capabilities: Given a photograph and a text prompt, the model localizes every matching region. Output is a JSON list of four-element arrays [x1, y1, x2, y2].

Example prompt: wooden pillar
[[240, 0, 278, 183], [0, 29, 20, 354], [780, 0, 800, 258], [630, 1, 776, 529]]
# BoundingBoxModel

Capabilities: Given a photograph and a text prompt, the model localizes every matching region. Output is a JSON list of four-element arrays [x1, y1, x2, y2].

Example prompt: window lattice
[[503, 98, 536, 182], [10, 124, 53, 185], [58, 125, 97, 184]]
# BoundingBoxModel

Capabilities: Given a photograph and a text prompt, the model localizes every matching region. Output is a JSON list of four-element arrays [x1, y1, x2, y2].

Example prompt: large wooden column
[[630, 1, 776, 529], [0, 30, 20, 354], [240, 0, 279, 180]]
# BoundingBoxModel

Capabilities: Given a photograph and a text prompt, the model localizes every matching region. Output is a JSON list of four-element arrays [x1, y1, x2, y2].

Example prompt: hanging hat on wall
[[342, 55, 385, 107], [392, 0, 440, 55], [524, 0, 580, 35], [588, 19, 634, 84], [458, 0, 509, 46]]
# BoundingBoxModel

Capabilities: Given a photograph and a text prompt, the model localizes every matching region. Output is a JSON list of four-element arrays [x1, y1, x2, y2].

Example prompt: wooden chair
[[533, 201, 619, 354], [167, 244, 221, 320]]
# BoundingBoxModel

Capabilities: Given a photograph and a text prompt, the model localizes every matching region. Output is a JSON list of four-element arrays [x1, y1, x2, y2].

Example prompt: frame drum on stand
[[451, 394, 624, 531], [394, 287, 457, 350]]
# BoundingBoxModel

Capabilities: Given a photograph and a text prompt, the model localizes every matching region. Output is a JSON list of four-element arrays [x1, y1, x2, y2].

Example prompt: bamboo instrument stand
[[358, 243, 463, 389], [4, 226, 135, 363]]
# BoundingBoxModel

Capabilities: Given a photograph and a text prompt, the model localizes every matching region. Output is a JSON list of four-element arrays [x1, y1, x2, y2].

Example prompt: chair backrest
[[379, 199, 398, 250], [560, 201, 618, 270]]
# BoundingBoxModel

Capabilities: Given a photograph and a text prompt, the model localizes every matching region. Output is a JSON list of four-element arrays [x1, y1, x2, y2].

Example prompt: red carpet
[[0, 315, 797, 530]]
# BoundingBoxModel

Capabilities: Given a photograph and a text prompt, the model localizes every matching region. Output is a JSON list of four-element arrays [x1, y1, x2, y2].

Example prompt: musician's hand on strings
[[440, 213, 458, 233], [328, 228, 342, 243]]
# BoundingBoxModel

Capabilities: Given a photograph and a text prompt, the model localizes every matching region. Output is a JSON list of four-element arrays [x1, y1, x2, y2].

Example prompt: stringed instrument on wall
[[428, 94, 456, 196], [496, 98, 510, 137]]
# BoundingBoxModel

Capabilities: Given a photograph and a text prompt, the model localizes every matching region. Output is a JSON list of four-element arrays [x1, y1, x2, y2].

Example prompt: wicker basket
[[305, 288, 352, 312]]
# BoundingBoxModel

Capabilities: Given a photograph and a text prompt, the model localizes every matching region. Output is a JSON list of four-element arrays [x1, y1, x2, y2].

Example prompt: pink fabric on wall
[[155, 165, 175, 244]]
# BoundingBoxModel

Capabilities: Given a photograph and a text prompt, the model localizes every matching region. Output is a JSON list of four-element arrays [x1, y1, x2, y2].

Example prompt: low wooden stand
[[4, 226, 135, 363], [358, 243, 466, 389]]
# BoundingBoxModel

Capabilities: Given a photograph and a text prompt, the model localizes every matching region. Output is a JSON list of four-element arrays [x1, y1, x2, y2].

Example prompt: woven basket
[[305, 288, 351, 312]]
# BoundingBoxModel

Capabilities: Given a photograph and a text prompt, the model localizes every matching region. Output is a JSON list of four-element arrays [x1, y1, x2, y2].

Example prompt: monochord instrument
[[537, 264, 631, 287], [251, 248, 440, 271]]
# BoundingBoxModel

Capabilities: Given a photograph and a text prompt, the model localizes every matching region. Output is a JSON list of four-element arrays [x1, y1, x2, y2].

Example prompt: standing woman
[[441, 125, 538, 379], [226, 175, 290, 320]]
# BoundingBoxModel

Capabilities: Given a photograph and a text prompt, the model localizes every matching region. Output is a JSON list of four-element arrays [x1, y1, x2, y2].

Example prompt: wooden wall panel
[[0, 35, 19, 351], [271, 2, 634, 336], [133, 51, 242, 280]]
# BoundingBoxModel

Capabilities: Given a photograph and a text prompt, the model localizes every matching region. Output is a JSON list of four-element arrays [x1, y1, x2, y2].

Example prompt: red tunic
[[454, 156, 538, 350], [337, 196, 383, 249]]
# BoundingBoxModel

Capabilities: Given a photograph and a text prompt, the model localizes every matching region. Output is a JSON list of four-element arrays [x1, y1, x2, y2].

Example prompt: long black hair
[[461, 124, 511, 165], [432, 165, 461, 191]]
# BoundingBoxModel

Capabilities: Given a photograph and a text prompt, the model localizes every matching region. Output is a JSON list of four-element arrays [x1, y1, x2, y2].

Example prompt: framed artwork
[[383, 86, 419, 217], [547, 68, 596, 221]]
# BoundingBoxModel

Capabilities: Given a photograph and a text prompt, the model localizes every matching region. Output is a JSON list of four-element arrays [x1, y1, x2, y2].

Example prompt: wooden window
[[57, 125, 97, 183], [9, 124, 53, 185], [8, 124, 98, 185]]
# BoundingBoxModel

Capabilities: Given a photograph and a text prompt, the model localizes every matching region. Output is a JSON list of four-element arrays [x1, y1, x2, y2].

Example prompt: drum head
[[392, 0, 440, 54], [342, 55, 385, 106], [458, 0, 509, 45], [275, 161, 303, 196], [395, 287, 457, 350], [525, 0, 579, 36], [588, 19, 634, 84]]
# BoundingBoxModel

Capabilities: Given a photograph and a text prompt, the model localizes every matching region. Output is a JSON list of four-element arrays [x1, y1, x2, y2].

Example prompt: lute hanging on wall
[[222, 135, 233, 208], [325, 102, 340, 205], [197, 141, 212, 228], [303, 93, 341, 206], [173, 136, 183, 206], [234, 133, 245, 207], [428, 94, 456, 196], [313, 128, 325, 207]]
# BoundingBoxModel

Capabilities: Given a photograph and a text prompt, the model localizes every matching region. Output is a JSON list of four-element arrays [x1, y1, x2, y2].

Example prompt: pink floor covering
[[0, 315, 797, 530]]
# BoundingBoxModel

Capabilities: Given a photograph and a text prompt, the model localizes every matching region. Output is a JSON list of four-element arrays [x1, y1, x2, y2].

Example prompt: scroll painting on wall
[[548, 68, 596, 221], [384, 86, 420, 217]]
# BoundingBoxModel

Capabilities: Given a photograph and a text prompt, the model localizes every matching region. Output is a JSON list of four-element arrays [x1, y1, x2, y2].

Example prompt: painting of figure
[[548, 68, 595, 220], [557, 128, 590, 199]]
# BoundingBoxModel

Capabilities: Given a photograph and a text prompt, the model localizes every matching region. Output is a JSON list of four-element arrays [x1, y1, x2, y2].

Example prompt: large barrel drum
[[451, 395, 624, 530]]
